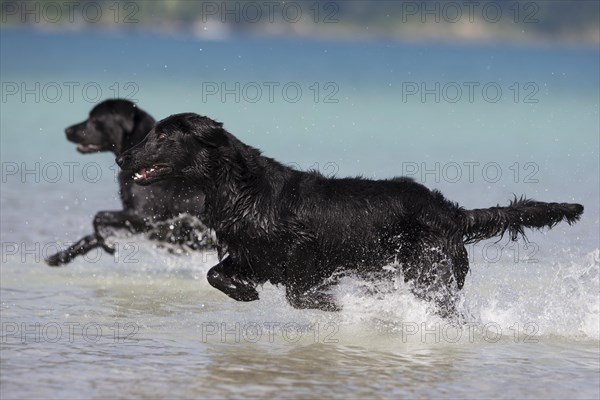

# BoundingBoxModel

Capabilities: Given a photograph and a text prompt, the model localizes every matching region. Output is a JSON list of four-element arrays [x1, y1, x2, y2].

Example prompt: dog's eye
[[157, 133, 168, 141]]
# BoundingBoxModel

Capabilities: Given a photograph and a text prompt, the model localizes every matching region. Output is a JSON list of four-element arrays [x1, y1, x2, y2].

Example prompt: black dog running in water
[[116, 113, 583, 313], [46, 100, 213, 266]]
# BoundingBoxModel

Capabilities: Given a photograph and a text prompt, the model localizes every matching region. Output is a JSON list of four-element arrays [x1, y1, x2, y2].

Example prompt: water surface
[[1, 29, 598, 399]]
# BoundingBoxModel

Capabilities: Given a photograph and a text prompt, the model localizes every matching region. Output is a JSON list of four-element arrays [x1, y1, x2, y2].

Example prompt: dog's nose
[[65, 126, 74, 137], [115, 154, 128, 168]]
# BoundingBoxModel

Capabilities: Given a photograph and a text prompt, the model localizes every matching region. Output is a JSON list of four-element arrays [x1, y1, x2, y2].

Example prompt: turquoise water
[[1, 29, 599, 399]]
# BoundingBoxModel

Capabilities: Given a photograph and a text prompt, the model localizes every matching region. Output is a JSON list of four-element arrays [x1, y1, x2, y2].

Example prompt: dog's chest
[[122, 176, 203, 218]]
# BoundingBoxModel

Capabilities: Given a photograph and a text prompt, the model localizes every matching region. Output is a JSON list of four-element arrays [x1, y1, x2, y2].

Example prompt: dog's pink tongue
[[134, 168, 149, 181]]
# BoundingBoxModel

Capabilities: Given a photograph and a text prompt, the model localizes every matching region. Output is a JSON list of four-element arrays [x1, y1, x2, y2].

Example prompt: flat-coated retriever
[[116, 113, 584, 313], [46, 100, 213, 266]]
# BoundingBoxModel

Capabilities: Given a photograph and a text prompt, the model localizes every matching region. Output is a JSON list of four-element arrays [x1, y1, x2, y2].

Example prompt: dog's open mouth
[[134, 164, 172, 184], [76, 143, 103, 153]]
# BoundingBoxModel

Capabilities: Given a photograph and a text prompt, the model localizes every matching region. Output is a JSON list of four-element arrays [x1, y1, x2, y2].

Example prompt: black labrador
[[46, 100, 213, 266], [116, 113, 584, 313]]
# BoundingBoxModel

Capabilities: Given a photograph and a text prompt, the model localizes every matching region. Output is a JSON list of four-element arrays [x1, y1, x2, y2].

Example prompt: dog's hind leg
[[207, 257, 259, 302], [46, 234, 101, 266], [399, 238, 462, 318]]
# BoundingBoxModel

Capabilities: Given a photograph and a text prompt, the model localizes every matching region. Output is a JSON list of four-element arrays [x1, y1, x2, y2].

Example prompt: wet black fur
[[117, 113, 584, 313], [46, 100, 212, 266]]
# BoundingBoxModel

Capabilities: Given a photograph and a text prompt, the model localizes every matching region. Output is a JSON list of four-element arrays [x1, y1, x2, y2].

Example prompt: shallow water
[[1, 29, 599, 398], [2, 244, 598, 399]]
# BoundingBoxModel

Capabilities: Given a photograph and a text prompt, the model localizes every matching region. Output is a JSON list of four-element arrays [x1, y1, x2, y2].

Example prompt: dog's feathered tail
[[462, 197, 583, 243]]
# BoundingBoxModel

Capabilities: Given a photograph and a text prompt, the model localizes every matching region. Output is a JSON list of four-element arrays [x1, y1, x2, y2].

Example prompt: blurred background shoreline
[[2, 0, 599, 46]]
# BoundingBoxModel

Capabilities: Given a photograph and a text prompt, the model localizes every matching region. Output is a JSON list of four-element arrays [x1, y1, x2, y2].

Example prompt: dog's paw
[[207, 266, 260, 302], [45, 253, 69, 267]]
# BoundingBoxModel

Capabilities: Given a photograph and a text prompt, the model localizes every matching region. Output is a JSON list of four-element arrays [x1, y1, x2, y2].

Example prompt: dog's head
[[65, 99, 154, 155], [116, 113, 230, 186]]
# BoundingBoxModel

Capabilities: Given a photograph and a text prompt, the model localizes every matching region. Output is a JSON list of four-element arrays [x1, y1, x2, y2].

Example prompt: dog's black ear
[[123, 106, 155, 152], [189, 115, 229, 148], [120, 108, 136, 133]]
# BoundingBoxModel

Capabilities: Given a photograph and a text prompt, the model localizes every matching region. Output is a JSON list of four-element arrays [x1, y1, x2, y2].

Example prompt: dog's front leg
[[46, 211, 147, 266], [93, 210, 149, 234], [93, 210, 150, 252], [207, 257, 259, 302], [46, 234, 100, 266]]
